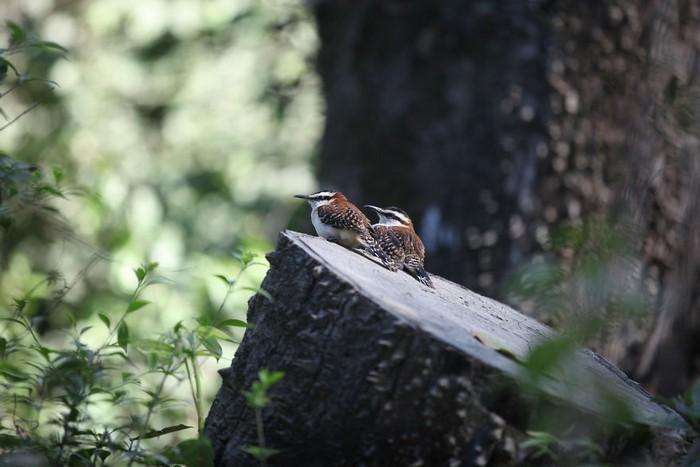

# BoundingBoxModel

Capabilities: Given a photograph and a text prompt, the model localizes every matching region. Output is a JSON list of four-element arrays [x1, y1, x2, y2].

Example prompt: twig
[[0, 101, 40, 132], [0, 84, 20, 100]]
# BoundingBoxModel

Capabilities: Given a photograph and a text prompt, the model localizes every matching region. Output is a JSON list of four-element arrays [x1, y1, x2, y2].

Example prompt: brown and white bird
[[364, 205, 434, 287], [294, 191, 391, 266]]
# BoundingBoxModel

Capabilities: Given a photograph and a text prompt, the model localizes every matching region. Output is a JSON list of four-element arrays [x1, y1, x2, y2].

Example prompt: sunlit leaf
[[241, 286, 273, 303], [98, 313, 111, 329], [6, 21, 26, 45], [217, 319, 254, 329], [0, 361, 28, 382], [134, 267, 146, 283], [137, 424, 192, 440], [259, 369, 284, 386], [201, 337, 222, 360], [52, 166, 64, 184], [35, 40, 69, 54], [118, 322, 129, 352], [214, 274, 231, 286], [127, 300, 150, 314]]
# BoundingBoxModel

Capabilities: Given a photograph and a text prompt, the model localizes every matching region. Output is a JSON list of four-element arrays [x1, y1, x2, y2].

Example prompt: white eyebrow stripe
[[310, 191, 335, 199], [387, 210, 410, 224]]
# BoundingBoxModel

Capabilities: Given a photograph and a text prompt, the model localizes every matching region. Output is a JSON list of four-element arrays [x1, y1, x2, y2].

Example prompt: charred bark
[[204, 231, 688, 466]]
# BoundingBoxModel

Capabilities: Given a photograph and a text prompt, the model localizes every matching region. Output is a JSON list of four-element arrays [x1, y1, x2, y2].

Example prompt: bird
[[363, 205, 434, 287], [294, 191, 392, 267]]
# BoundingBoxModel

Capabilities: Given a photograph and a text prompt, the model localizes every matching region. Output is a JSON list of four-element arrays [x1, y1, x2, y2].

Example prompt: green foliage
[[242, 370, 284, 465], [0, 5, 312, 464], [521, 429, 604, 465], [0, 253, 267, 465], [508, 217, 658, 462], [508, 217, 647, 343], [244, 369, 285, 410], [663, 378, 700, 433], [0, 28, 267, 457], [0, 20, 63, 128]]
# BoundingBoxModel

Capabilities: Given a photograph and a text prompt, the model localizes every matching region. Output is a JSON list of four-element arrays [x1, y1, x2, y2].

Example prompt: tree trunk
[[204, 231, 688, 467], [312, 0, 700, 396]]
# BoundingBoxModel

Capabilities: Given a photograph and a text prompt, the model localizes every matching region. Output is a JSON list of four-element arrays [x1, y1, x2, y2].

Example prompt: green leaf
[[523, 337, 574, 378], [37, 184, 66, 198], [241, 446, 281, 462], [137, 424, 192, 440], [52, 166, 64, 184], [0, 361, 28, 382], [201, 337, 222, 361], [134, 267, 146, 284], [214, 274, 231, 286], [36, 40, 69, 54], [259, 369, 284, 386], [135, 339, 175, 353], [241, 286, 273, 303], [217, 319, 254, 329], [1, 317, 29, 330], [197, 326, 229, 341], [98, 313, 111, 329], [0, 57, 18, 78], [167, 436, 214, 467], [127, 299, 150, 314], [117, 321, 129, 352], [6, 21, 26, 45]]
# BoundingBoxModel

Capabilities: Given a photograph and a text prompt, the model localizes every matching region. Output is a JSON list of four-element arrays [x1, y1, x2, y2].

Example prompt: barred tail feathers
[[404, 255, 434, 288], [412, 265, 434, 288]]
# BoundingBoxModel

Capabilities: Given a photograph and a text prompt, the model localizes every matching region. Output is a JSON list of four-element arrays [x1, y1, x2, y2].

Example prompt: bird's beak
[[294, 194, 310, 200]]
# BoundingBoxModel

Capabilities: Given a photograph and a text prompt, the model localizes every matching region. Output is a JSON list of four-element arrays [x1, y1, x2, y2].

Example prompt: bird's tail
[[404, 255, 434, 288], [412, 265, 434, 288]]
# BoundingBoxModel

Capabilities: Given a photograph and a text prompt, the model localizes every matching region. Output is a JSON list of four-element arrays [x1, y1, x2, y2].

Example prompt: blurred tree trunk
[[312, 0, 700, 396]]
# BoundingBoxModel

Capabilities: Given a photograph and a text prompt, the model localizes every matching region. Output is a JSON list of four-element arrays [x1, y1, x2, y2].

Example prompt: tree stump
[[204, 231, 688, 466]]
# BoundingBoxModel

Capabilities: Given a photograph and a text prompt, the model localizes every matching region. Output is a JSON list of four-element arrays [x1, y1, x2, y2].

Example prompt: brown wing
[[391, 226, 425, 262], [409, 230, 426, 261], [372, 224, 405, 266], [317, 203, 371, 236]]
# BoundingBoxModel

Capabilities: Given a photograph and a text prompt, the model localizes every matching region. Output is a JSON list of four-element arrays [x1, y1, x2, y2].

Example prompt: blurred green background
[[3, 0, 700, 465], [0, 0, 320, 455]]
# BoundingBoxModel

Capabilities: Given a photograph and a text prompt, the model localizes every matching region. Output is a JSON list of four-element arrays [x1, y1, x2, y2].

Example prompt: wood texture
[[204, 231, 687, 466]]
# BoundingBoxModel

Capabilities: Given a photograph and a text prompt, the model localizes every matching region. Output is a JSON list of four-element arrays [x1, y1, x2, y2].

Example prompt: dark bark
[[204, 231, 688, 466], [311, 0, 700, 396]]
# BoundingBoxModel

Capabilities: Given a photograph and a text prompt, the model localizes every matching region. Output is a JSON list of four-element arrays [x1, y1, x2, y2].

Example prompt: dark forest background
[[310, 0, 700, 398], [1, 0, 699, 465]]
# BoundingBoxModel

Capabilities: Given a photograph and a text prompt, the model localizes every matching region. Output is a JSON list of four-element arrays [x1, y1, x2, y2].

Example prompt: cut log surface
[[205, 231, 687, 466]]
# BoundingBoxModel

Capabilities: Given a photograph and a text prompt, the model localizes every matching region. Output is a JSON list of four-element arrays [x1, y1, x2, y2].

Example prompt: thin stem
[[97, 283, 142, 355], [0, 84, 19, 100], [127, 359, 178, 467], [214, 259, 261, 319], [191, 354, 203, 432], [255, 408, 267, 467], [0, 101, 39, 132], [215, 283, 234, 318], [183, 357, 202, 433]]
